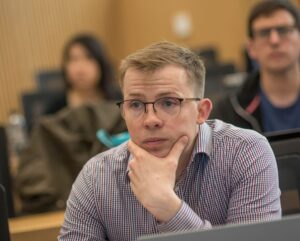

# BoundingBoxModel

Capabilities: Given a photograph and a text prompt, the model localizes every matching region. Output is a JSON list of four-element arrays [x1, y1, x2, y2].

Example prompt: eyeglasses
[[253, 25, 297, 41], [116, 97, 201, 119]]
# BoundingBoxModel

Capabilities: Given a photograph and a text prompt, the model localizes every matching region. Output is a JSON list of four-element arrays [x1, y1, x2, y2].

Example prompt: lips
[[142, 138, 167, 148], [269, 51, 285, 58]]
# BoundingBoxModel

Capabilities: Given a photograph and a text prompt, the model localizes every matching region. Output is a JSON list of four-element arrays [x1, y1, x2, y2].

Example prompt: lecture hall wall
[[0, 0, 299, 123]]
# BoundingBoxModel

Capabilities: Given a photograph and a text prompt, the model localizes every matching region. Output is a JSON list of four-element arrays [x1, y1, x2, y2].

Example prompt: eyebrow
[[127, 91, 180, 99], [127, 93, 144, 98], [156, 92, 180, 98], [254, 23, 295, 31]]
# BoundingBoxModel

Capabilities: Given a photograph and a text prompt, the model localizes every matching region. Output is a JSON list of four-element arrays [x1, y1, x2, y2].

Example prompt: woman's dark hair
[[62, 34, 121, 100], [248, 0, 300, 38]]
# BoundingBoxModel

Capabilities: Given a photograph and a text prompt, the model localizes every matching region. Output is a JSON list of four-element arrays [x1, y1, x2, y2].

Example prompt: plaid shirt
[[58, 120, 281, 241]]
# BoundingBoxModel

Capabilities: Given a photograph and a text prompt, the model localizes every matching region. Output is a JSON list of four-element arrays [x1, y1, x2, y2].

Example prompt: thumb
[[168, 136, 188, 161]]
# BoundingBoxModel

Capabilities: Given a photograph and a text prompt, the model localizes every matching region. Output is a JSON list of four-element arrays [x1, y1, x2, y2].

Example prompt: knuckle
[[134, 151, 143, 160], [128, 159, 136, 169]]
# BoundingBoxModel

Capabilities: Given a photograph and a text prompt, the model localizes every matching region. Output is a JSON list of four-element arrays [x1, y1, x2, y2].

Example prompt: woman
[[46, 34, 121, 114], [16, 34, 126, 214]]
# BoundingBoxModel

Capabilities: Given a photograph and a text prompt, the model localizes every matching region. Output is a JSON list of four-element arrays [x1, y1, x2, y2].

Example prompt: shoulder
[[73, 142, 130, 200], [208, 119, 275, 171], [207, 120, 276, 180], [207, 119, 265, 143], [207, 119, 271, 163], [82, 142, 130, 176]]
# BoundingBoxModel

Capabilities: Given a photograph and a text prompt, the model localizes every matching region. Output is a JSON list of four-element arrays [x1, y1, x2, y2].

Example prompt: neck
[[67, 89, 102, 107], [175, 134, 197, 182], [260, 66, 300, 107], [176, 158, 189, 182]]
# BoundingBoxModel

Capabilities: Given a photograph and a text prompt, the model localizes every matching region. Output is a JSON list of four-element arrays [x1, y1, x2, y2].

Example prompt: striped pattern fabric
[[58, 119, 281, 241]]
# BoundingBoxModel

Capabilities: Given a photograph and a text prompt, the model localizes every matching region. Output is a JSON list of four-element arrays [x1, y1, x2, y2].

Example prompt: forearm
[[157, 201, 212, 233]]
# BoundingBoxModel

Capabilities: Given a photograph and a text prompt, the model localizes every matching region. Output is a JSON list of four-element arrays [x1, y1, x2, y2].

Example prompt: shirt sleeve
[[58, 161, 107, 241], [158, 135, 281, 233], [157, 201, 212, 233], [227, 136, 281, 223]]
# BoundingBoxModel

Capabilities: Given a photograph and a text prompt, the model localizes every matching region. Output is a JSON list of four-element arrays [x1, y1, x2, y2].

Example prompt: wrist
[[155, 193, 182, 223]]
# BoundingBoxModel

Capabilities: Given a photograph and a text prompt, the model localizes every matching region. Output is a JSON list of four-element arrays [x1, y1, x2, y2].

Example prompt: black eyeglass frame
[[253, 24, 297, 40], [116, 97, 201, 117]]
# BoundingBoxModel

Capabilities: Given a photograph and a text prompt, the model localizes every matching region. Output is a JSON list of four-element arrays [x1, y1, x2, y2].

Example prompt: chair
[[194, 47, 218, 66], [0, 185, 11, 241], [21, 91, 66, 132], [266, 129, 300, 215], [36, 69, 65, 92], [0, 127, 15, 217], [205, 62, 238, 104], [205, 62, 237, 79]]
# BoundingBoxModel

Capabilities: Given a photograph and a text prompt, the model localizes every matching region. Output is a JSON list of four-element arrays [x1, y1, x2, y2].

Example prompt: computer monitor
[[36, 69, 65, 92], [265, 129, 300, 215], [0, 126, 14, 217], [138, 215, 300, 241], [21, 91, 65, 131], [0, 184, 11, 241]]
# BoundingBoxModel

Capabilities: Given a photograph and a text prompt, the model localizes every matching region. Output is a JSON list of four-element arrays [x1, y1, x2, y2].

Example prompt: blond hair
[[119, 41, 205, 97]]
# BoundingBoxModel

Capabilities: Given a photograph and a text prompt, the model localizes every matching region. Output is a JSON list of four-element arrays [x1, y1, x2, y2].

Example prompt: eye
[[158, 98, 180, 108], [257, 29, 270, 38], [128, 100, 143, 110], [277, 26, 289, 35]]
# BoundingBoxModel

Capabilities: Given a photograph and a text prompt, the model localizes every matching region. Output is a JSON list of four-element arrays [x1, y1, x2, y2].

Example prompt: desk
[[9, 211, 64, 241]]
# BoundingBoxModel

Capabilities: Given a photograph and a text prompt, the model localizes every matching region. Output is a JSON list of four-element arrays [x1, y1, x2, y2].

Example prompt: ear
[[196, 98, 213, 124], [247, 39, 257, 60]]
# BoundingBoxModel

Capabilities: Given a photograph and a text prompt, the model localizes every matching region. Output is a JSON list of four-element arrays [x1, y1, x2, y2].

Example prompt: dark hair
[[248, 0, 300, 38], [62, 34, 121, 99]]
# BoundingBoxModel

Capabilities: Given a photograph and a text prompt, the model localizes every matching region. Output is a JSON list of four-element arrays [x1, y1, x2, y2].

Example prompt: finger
[[168, 136, 188, 161], [128, 158, 142, 179], [128, 167, 139, 183], [128, 158, 137, 173], [128, 139, 149, 157], [129, 181, 138, 196]]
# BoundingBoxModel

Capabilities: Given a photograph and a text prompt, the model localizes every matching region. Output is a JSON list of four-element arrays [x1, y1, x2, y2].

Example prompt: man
[[58, 41, 281, 241], [211, 0, 300, 133]]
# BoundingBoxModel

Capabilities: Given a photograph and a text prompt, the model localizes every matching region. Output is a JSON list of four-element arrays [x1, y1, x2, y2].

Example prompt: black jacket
[[210, 72, 264, 133]]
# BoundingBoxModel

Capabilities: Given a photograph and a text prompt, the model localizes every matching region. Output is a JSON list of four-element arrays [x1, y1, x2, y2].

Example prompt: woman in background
[[15, 34, 126, 214], [46, 34, 121, 113]]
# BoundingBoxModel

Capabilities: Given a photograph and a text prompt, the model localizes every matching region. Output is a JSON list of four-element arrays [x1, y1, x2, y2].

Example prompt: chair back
[[266, 129, 300, 215], [0, 126, 15, 217], [0, 184, 11, 241]]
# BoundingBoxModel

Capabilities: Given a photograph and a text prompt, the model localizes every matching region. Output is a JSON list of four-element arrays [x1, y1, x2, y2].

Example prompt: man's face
[[122, 65, 202, 161], [248, 9, 300, 73]]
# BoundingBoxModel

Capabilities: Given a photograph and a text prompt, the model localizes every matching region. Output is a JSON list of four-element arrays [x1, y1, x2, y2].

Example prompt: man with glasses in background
[[211, 0, 300, 133], [58, 41, 281, 241]]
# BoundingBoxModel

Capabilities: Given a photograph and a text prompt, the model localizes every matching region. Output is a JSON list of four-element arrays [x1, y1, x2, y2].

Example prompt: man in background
[[211, 0, 300, 133]]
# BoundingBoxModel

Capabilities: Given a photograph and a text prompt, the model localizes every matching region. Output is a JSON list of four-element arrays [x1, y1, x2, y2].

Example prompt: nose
[[143, 104, 163, 129], [269, 29, 281, 44]]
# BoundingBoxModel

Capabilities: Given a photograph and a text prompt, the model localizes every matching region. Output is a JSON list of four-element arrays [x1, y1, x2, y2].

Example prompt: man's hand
[[127, 136, 188, 223]]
